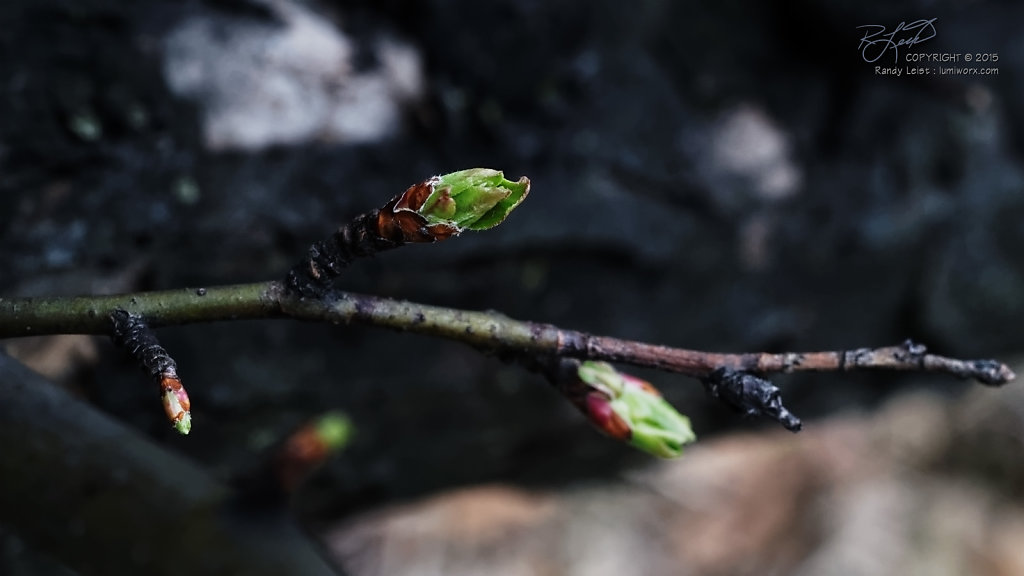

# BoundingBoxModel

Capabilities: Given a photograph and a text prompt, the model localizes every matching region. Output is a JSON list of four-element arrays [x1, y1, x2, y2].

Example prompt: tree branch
[[285, 169, 529, 297], [0, 283, 280, 335], [283, 291, 1015, 385], [0, 282, 1014, 386], [110, 309, 193, 434]]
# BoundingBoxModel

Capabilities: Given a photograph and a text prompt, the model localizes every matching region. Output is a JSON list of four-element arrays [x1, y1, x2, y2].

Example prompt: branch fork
[[0, 169, 1016, 456]]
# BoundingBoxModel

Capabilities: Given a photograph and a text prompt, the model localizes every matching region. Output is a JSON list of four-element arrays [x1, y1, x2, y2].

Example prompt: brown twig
[[570, 336, 1016, 386], [109, 309, 192, 434], [0, 284, 1015, 387], [278, 288, 1016, 387], [285, 170, 529, 297], [284, 177, 454, 297]]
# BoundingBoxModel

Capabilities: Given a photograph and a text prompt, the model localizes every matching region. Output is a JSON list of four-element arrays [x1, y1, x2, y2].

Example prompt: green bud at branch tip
[[417, 168, 530, 231], [174, 411, 192, 435]]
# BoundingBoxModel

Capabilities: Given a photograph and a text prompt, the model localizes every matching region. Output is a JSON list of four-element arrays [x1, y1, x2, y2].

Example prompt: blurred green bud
[[313, 412, 353, 452], [274, 411, 354, 493], [578, 361, 696, 458], [419, 168, 530, 231]]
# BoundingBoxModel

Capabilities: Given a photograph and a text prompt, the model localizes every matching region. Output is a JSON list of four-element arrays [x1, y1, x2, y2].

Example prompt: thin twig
[[0, 283, 279, 335], [110, 309, 192, 434], [277, 287, 1015, 386], [285, 169, 529, 297], [0, 282, 1014, 386]]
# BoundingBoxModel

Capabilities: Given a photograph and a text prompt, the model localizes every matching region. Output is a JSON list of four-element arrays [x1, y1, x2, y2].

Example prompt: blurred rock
[[327, 485, 557, 576], [163, 0, 424, 150], [708, 104, 802, 203], [325, 368, 1024, 575], [1, 334, 99, 390]]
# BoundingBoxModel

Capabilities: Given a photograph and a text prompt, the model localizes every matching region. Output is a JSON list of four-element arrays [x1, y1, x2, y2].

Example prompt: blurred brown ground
[[325, 360, 1024, 576]]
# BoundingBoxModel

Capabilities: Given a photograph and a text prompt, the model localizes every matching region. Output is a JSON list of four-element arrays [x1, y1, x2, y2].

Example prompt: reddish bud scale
[[286, 169, 528, 296], [160, 375, 191, 427], [274, 423, 333, 493], [110, 309, 192, 434], [584, 392, 632, 441], [378, 178, 460, 242], [286, 178, 459, 297], [620, 373, 662, 397]]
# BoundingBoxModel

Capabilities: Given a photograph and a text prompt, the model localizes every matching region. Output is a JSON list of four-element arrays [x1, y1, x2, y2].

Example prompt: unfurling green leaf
[[578, 361, 696, 458], [418, 168, 530, 231]]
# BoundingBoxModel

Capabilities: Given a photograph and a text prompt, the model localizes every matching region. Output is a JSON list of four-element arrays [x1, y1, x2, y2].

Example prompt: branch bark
[[0, 276, 1013, 567], [0, 282, 1014, 386]]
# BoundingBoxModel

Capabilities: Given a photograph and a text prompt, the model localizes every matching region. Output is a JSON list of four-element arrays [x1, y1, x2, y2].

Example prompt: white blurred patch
[[163, 0, 424, 151], [710, 104, 801, 201]]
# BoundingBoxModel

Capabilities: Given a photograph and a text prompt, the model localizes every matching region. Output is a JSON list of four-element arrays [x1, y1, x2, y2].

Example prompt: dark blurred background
[[2, 1, 1023, 574]]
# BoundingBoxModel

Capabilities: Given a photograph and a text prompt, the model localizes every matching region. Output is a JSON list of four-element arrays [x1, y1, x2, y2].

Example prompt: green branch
[[0, 282, 1013, 386], [0, 283, 280, 335], [0, 167, 1014, 454]]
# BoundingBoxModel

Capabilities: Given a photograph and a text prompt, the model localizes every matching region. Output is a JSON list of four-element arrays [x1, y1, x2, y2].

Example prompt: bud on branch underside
[[577, 361, 697, 458]]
